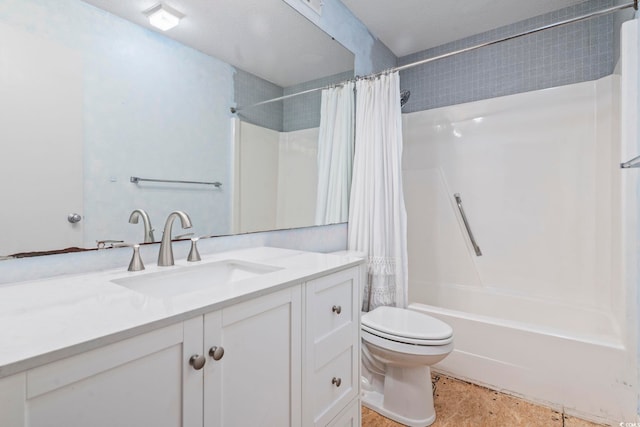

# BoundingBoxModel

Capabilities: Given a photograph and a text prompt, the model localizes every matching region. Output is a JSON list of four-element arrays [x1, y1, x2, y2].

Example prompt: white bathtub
[[409, 296, 634, 423]]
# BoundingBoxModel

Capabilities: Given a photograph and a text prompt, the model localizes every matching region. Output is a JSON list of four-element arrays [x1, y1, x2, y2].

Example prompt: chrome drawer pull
[[332, 305, 342, 315], [332, 377, 342, 387], [189, 354, 206, 370], [209, 346, 225, 361]]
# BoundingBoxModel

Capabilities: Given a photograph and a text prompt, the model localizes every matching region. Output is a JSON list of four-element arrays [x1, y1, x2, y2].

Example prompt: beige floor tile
[[563, 414, 606, 427], [361, 374, 604, 427], [362, 406, 404, 427], [430, 376, 562, 427]]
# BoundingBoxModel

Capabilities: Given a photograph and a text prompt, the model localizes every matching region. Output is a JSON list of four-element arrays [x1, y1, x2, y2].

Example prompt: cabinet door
[[204, 286, 302, 427], [15, 322, 202, 427]]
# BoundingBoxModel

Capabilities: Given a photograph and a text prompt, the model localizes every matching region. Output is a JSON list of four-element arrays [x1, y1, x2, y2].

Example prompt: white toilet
[[361, 306, 453, 427]]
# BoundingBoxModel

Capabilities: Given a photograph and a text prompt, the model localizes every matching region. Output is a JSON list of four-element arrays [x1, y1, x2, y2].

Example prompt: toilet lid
[[362, 306, 453, 341]]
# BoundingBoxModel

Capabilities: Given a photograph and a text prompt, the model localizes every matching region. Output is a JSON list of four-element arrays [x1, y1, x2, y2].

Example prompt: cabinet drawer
[[311, 345, 358, 426], [307, 267, 358, 343], [327, 397, 360, 427]]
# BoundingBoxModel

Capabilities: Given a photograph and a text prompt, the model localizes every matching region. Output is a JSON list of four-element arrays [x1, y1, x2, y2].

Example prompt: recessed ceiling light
[[144, 3, 184, 31]]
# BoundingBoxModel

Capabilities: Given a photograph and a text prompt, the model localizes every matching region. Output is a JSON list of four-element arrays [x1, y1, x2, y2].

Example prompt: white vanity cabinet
[[0, 262, 361, 427], [0, 322, 194, 427], [303, 267, 361, 426]]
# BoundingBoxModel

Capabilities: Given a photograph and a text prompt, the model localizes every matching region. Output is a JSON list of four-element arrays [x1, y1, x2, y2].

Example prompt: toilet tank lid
[[362, 306, 453, 341]]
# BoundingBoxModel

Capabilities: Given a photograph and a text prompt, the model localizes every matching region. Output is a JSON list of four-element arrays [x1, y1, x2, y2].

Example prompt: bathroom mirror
[[0, 0, 354, 258]]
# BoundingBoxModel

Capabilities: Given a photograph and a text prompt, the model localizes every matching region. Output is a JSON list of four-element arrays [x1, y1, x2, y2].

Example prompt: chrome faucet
[[129, 209, 155, 243], [158, 211, 192, 266]]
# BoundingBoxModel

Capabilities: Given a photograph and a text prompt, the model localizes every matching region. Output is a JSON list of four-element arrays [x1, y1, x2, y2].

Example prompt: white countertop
[[0, 247, 363, 378]]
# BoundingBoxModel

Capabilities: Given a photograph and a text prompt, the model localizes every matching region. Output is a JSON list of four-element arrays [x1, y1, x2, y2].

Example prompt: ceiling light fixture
[[144, 3, 184, 31]]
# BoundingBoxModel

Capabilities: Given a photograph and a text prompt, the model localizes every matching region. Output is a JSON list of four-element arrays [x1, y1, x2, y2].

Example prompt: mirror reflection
[[0, 0, 354, 258]]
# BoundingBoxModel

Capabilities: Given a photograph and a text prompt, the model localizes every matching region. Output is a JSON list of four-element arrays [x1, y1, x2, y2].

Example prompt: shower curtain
[[315, 82, 355, 225], [348, 71, 408, 310]]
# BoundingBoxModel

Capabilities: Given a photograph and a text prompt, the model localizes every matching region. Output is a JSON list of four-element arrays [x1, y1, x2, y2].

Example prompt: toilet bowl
[[361, 306, 453, 427]]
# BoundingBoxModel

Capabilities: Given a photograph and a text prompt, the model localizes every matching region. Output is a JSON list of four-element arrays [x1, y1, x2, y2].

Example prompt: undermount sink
[[112, 259, 283, 298]]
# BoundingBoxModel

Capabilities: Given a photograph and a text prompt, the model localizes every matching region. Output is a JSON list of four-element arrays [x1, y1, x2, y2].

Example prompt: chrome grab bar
[[621, 154, 640, 169], [454, 193, 482, 256], [130, 176, 222, 188]]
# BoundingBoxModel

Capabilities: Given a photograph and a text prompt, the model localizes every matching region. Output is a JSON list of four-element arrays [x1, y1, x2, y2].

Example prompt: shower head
[[400, 89, 410, 108]]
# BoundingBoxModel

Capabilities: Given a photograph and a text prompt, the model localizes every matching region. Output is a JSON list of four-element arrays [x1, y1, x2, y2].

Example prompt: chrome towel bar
[[130, 176, 222, 188], [621, 155, 640, 169], [454, 193, 482, 257]]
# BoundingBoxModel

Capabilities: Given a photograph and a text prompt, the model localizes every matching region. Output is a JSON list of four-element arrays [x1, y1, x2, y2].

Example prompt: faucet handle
[[128, 244, 145, 271], [96, 239, 125, 249], [188, 237, 201, 262]]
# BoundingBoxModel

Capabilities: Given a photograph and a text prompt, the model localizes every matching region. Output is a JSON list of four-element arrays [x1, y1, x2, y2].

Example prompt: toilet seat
[[362, 306, 453, 345], [362, 324, 453, 345]]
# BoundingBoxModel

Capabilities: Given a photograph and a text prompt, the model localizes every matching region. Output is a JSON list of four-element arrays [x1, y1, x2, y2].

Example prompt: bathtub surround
[[232, 120, 320, 233], [624, 11, 640, 418], [402, 60, 635, 422], [399, 0, 619, 113], [349, 72, 408, 310]]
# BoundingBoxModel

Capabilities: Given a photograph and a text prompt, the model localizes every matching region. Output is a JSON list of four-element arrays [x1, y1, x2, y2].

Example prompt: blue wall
[[0, 0, 235, 245], [399, 0, 618, 113]]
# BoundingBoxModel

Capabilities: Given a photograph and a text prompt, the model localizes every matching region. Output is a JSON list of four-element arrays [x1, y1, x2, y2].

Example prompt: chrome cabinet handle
[[67, 213, 82, 223], [332, 305, 342, 315], [332, 377, 342, 387], [209, 346, 225, 361], [189, 354, 206, 370]]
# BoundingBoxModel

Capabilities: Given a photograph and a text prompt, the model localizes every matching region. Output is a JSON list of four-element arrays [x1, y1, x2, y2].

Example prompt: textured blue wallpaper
[[398, 0, 617, 113], [234, 69, 354, 132], [233, 69, 284, 132], [283, 70, 354, 132]]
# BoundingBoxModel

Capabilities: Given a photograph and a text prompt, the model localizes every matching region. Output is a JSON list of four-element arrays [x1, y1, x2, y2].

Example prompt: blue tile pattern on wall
[[234, 68, 354, 132], [399, 0, 617, 113], [233, 69, 284, 131], [283, 70, 354, 132]]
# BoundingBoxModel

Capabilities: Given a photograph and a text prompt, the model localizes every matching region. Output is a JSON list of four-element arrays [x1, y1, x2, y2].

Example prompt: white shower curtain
[[315, 82, 355, 225], [348, 72, 408, 310]]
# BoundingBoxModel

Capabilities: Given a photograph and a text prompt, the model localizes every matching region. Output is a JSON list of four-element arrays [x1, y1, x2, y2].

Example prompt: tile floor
[[361, 374, 605, 427]]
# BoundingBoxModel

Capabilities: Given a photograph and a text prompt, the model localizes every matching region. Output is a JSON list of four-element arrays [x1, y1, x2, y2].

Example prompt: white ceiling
[[81, 0, 354, 87], [340, 0, 587, 57], [81, 0, 592, 84]]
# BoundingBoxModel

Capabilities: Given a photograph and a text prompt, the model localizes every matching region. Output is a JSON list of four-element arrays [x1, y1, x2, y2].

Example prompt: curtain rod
[[231, 0, 637, 114]]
